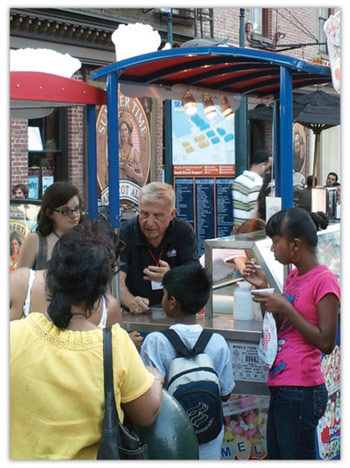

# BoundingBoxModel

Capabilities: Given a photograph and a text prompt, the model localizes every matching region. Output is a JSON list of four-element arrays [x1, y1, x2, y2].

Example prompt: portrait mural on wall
[[96, 93, 152, 211], [9, 202, 40, 272], [292, 122, 307, 188]]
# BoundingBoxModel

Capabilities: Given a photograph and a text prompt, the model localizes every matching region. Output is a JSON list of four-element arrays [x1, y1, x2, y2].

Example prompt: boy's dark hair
[[251, 149, 270, 166], [266, 207, 328, 248], [162, 263, 212, 315], [306, 175, 316, 187]]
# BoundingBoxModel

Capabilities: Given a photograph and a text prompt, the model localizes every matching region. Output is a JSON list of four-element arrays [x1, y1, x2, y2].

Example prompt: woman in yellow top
[[10, 219, 163, 460]]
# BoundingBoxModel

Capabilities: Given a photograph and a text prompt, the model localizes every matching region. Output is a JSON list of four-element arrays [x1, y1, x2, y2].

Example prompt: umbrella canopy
[[249, 89, 340, 187], [293, 89, 340, 128], [249, 89, 340, 126]]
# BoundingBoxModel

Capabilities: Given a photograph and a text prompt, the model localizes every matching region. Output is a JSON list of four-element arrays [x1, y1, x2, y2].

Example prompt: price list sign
[[216, 178, 234, 237], [174, 178, 195, 228], [174, 176, 235, 256], [195, 179, 215, 255]]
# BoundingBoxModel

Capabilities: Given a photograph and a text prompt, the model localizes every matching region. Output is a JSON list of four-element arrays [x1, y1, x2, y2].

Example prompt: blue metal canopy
[[92, 46, 331, 98], [91, 46, 332, 227]]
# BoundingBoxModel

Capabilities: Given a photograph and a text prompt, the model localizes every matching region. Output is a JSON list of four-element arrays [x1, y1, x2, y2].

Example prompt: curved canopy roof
[[10, 71, 106, 118], [91, 46, 332, 98]]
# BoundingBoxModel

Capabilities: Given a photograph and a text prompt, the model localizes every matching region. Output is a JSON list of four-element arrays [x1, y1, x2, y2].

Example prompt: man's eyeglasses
[[53, 206, 82, 217]]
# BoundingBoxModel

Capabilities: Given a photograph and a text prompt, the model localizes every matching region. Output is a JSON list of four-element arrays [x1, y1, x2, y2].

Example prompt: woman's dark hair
[[36, 181, 84, 236], [256, 169, 272, 221], [266, 207, 328, 248], [310, 211, 329, 231], [232, 218, 266, 235], [46, 219, 122, 329], [162, 263, 212, 315]]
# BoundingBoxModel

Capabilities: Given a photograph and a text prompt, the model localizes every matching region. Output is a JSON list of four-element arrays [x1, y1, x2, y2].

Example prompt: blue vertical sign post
[[107, 73, 120, 228], [86, 104, 98, 219], [279, 67, 294, 209], [273, 100, 281, 198]]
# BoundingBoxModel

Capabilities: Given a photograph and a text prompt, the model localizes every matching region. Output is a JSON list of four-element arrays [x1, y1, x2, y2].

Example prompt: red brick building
[[10, 8, 340, 201]]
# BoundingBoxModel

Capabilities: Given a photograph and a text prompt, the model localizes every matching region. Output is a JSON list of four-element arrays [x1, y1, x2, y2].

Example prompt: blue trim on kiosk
[[91, 46, 331, 225], [87, 104, 98, 219]]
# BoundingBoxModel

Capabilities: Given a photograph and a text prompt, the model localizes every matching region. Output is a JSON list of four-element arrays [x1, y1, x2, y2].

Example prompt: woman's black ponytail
[[47, 291, 72, 329]]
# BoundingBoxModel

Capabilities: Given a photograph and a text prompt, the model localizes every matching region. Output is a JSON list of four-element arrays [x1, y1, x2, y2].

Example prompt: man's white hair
[[139, 182, 175, 211]]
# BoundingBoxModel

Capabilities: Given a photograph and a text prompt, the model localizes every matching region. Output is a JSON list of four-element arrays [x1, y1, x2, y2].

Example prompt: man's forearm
[[119, 271, 150, 313], [119, 271, 135, 309]]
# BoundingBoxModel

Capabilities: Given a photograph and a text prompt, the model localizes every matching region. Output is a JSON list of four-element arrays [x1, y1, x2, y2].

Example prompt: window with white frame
[[319, 8, 330, 54]]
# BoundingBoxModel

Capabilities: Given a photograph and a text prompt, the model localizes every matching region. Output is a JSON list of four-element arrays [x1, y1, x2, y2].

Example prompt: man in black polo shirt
[[119, 182, 199, 314]]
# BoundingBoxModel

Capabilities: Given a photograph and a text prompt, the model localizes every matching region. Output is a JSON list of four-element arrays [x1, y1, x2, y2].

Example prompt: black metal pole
[[234, 8, 248, 176], [164, 13, 173, 184]]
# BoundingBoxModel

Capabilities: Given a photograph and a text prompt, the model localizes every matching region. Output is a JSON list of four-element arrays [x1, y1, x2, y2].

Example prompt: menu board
[[195, 179, 215, 255], [174, 178, 195, 227], [175, 177, 234, 256], [216, 178, 234, 237]]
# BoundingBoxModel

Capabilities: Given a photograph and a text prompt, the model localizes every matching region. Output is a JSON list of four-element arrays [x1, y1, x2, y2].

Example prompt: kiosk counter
[[122, 224, 340, 460]]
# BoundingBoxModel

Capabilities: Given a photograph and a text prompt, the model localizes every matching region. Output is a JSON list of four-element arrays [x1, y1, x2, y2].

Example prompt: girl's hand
[[243, 260, 268, 289], [251, 291, 290, 316]]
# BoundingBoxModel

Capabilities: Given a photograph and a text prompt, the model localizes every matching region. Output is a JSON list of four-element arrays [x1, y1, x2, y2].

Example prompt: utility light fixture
[[220, 96, 234, 119], [203, 93, 216, 119], [182, 90, 197, 115]]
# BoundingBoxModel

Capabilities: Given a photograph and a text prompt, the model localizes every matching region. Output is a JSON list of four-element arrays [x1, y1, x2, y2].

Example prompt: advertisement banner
[[10, 201, 40, 272], [96, 93, 153, 211]]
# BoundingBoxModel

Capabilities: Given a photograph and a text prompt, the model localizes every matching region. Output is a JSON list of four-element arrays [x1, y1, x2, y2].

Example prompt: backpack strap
[[162, 329, 212, 358]]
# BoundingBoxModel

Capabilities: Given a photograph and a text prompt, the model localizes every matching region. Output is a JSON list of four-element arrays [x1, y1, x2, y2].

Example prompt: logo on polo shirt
[[166, 249, 177, 258]]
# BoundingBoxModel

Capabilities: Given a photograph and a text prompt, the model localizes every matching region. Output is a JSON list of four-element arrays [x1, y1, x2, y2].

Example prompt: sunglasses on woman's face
[[53, 205, 82, 217]]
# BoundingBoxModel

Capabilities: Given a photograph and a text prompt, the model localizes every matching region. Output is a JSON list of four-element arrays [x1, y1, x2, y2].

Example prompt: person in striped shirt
[[232, 150, 271, 229]]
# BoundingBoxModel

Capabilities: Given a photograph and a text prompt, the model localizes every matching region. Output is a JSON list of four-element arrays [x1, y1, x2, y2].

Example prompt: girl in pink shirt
[[243, 208, 340, 459]]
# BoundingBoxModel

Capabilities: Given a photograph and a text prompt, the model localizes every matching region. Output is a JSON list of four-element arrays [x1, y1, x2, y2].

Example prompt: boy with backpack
[[140, 263, 235, 459]]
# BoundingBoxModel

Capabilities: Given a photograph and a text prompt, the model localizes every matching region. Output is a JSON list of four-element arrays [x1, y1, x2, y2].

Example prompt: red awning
[[10, 71, 107, 108]]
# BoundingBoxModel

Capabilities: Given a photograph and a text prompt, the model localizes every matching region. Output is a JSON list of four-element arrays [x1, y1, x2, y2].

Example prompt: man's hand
[[143, 259, 170, 283], [128, 296, 150, 314]]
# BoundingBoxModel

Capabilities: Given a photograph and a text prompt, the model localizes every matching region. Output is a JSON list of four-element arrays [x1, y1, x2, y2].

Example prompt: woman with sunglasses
[[17, 181, 84, 270]]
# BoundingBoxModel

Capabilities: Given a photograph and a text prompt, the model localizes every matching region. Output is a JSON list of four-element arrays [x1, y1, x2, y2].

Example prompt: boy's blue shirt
[[140, 323, 235, 459], [140, 323, 235, 399]]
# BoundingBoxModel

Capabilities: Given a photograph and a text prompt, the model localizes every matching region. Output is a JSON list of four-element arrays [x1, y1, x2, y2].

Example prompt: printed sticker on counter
[[229, 342, 269, 383]]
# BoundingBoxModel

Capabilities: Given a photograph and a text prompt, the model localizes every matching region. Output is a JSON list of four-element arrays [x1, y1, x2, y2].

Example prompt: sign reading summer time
[[172, 100, 235, 175], [96, 93, 151, 208]]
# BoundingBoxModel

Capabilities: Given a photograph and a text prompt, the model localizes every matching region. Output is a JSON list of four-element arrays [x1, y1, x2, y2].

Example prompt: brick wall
[[10, 7, 336, 197], [268, 8, 321, 61], [10, 119, 28, 193], [67, 106, 85, 194]]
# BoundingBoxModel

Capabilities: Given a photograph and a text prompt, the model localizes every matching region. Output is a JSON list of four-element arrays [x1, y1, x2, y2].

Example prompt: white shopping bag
[[258, 312, 277, 368]]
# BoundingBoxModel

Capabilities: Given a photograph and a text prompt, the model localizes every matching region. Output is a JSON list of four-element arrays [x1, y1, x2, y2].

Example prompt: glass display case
[[204, 223, 340, 318]]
